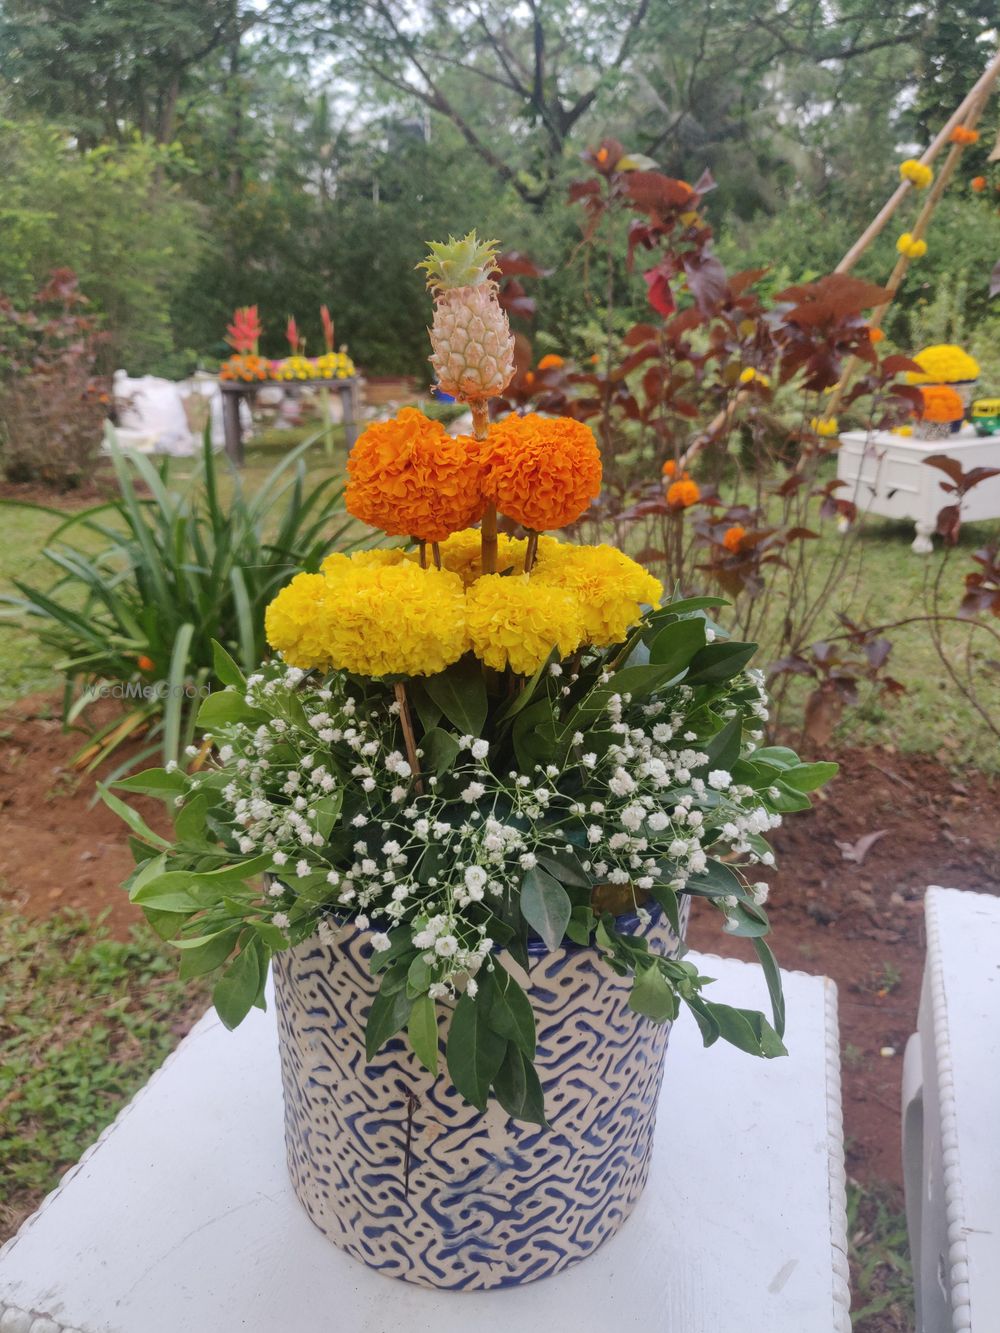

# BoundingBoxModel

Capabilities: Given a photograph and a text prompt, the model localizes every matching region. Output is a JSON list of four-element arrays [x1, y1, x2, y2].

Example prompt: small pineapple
[[418, 232, 515, 403]]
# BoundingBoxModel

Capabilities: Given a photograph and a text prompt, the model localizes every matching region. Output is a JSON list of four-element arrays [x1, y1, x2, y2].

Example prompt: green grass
[[0, 907, 209, 1240], [848, 1178, 914, 1330]]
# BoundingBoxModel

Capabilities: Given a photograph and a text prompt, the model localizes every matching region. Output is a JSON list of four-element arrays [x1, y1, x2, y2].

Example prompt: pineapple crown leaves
[[417, 232, 502, 293]]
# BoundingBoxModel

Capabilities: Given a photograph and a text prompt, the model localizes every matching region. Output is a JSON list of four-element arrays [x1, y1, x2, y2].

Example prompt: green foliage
[[0, 116, 204, 375], [0, 909, 207, 1240], [0, 432, 357, 768], [847, 1179, 914, 1328]]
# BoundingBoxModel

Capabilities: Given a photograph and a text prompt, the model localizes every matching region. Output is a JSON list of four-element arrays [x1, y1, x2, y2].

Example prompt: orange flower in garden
[[480, 413, 602, 531], [919, 384, 964, 424], [345, 407, 486, 543], [972, 176, 987, 193], [537, 354, 565, 370], [722, 524, 746, 553], [950, 126, 979, 145], [137, 654, 155, 672], [868, 327, 885, 344], [667, 477, 701, 509], [662, 458, 678, 478]]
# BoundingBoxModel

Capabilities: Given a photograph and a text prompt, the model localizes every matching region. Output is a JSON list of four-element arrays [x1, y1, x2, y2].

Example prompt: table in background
[[219, 377, 361, 465], [903, 886, 1000, 1332], [837, 427, 1000, 552], [0, 954, 850, 1333]]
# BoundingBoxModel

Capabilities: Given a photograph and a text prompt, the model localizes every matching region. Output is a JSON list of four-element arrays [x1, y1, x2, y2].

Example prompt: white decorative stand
[[902, 887, 1000, 1332], [0, 954, 850, 1332], [837, 427, 1000, 553]]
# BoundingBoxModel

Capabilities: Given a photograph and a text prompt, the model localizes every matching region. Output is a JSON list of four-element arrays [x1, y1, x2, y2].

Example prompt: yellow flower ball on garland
[[434, 527, 528, 585], [532, 541, 663, 647], [480, 413, 602, 531], [465, 574, 585, 674], [899, 159, 933, 189], [266, 559, 468, 676], [345, 407, 485, 543]]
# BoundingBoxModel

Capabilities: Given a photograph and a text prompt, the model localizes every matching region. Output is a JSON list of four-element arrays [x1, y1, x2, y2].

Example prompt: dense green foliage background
[[0, 0, 998, 377]]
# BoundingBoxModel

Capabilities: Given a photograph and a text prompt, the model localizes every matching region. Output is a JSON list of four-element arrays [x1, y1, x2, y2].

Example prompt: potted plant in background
[[105, 232, 835, 1291]]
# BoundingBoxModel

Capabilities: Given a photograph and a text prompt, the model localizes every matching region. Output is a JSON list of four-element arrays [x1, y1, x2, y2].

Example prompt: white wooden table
[[903, 887, 1000, 1332], [0, 954, 850, 1333], [837, 427, 1000, 552]]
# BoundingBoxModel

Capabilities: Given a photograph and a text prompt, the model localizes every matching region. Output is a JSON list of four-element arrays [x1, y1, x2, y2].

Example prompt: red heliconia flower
[[286, 315, 300, 354], [225, 305, 262, 356], [321, 304, 335, 353]]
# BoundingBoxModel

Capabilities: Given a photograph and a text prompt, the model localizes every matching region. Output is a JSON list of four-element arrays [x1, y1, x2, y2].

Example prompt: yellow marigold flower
[[532, 541, 663, 647], [321, 549, 406, 575], [738, 367, 770, 387], [465, 574, 584, 674], [893, 425, 914, 436], [345, 407, 485, 543], [480, 413, 602, 532], [266, 561, 468, 676], [433, 527, 527, 585], [906, 344, 981, 384], [810, 416, 839, 437], [896, 233, 928, 259], [666, 477, 701, 508], [899, 159, 933, 189]]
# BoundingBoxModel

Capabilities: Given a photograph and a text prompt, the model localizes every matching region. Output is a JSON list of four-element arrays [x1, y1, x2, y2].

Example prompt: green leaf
[[685, 641, 758, 686], [162, 622, 195, 765], [408, 994, 439, 1074], [406, 953, 433, 998], [683, 859, 745, 899], [565, 905, 596, 946], [703, 1001, 787, 1057], [652, 595, 728, 617], [196, 690, 267, 730], [628, 963, 679, 1023], [751, 745, 799, 771], [752, 937, 786, 1039], [647, 616, 707, 675], [421, 727, 462, 775], [697, 716, 742, 774], [482, 967, 536, 1058], [112, 767, 187, 798], [649, 884, 681, 936], [174, 790, 211, 844], [492, 1043, 547, 1126], [97, 783, 172, 849], [446, 991, 506, 1111], [365, 986, 412, 1060], [535, 846, 591, 890], [779, 761, 839, 792], [424, 657, 487, 735], [513, 698, 558, 773], [212, 639, 247, 690], [771, 781, 814, 812], [178, 929, 241, 979], [213, 941, 264, 1030], [520, 865, 572, 950]]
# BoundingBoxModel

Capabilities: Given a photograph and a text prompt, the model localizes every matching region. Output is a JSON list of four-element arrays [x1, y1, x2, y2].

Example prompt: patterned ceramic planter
[[272, 900, 689, 1290]]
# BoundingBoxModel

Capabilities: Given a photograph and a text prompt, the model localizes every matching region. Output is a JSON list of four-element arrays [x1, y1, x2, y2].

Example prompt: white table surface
[[0, 953, 849, 1333], [904, 887, 1000, 1332]]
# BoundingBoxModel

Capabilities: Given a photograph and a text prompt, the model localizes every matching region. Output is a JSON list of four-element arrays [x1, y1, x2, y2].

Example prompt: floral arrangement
[[949, 126, 979, 146], [906, 344, 981, 384], [108, 233, 834, 1121], [217, 304, 357, 382]]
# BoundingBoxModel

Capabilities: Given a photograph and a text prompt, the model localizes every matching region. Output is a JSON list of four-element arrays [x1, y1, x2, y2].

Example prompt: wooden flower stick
[[393, 682, 424, 795], [471, 399, 497, 575]]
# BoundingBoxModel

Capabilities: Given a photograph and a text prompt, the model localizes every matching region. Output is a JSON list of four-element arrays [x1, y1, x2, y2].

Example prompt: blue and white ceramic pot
[[272, 900, 688, 1290]]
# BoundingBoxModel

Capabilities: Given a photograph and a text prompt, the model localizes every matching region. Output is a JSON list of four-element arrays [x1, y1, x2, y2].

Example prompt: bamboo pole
[[825, 81, 995, 419], [835, 46, 1000, 275], [471, 399, 497, 574]]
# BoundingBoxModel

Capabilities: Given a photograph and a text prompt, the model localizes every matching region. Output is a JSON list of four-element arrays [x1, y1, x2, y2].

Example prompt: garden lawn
[[0, 909, 208, 1241]]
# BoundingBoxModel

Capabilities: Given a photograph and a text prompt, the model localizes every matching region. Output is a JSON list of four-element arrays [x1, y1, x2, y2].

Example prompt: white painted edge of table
[[0, 954, 852, 1332], [925, 887, 974, 1332]]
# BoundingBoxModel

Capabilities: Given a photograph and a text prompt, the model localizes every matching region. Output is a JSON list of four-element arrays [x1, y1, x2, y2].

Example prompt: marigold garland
[[950, 126, 979, 146], [479, 413, 602, 531], [896, 233, 927, 259], [266, 560, 468, 676], [899, 159, 933, 189], [345, 407, 485, 543], [465, 574, 584, 673], [433, 527, 528, 585], [532, 540, 664, 647]]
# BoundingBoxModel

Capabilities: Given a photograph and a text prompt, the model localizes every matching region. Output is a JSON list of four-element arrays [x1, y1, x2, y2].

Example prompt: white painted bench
[[903, 886, 1000, 1331], [0, 954, 850, 1332]]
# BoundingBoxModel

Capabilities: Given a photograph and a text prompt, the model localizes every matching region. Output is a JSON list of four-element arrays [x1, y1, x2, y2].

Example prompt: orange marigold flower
[[345, 407, 485, 543], [722, 524, 746, 553], [662, 458, 678, 478], [667, 477, 701, 508], [537, 354, 565, 370], [137, 654, 155, 671], [972, 176, 987, 193], [869, 327, 885, 344], [950, 126, 979, 145], [480, 413, 602, 531], [919, 384, 964, 424]]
